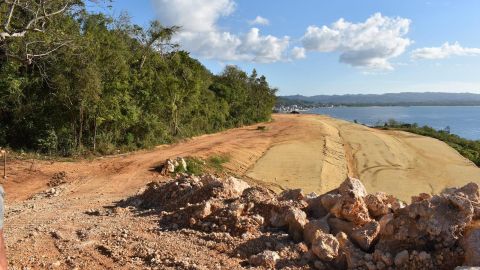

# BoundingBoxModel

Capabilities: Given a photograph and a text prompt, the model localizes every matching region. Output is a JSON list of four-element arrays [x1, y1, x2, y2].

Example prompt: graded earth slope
[[247, 114, 480, 201]]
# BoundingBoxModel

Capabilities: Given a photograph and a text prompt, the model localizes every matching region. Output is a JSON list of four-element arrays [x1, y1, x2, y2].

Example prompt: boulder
[[350, 220, 381, 251], [227, 202, 245, 218], [330, 178, 371, 226], [279, 189, 304, 202], [284, 207, 308, 242], [377, 183, 478, 254], [249, 250, 280, 268], [304, 216, 330, 245], [336, 232, 366, 268], [365, 192, 400, 217], [321, 194, 342, 211], [223, 177, 250, 198], [270, 205, 308, 241], [194, 201, 212, 219], [339, 177, 368, 198], [328, 218, 380, 251], [160, 159, 176, 175], [311, 231, 340, 261], [461, 227, 480, 266], [306, 194, 330, 218], [270, 206, 288, 228], [177, 157, 187, 171], [328, 217, 353, 235], [378, 213, 394, 234]]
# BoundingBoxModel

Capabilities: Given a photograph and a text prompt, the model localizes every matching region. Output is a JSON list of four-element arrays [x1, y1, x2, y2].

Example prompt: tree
[[137, 20, 179, 69]]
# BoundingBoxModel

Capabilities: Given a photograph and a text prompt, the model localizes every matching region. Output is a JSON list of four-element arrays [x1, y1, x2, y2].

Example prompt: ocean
[[305, 106, 480, 140]]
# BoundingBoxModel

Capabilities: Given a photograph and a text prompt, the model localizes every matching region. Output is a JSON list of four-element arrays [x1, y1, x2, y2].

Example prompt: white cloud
[[249, 16, 270, 26], [411, 42, 480, 60], [300, 13, 412, 70], [291, 47, 306, 60], [238, 28, 290, 63], [176, 28, 289, 63], [152, 0, 290, 63], [152, 0, 235, 32]]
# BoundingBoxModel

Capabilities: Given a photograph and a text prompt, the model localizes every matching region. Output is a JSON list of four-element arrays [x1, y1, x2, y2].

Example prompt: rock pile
[[48, 171, 68, 187], [159, 157, 188, 175], [132, 175, 480, 269]]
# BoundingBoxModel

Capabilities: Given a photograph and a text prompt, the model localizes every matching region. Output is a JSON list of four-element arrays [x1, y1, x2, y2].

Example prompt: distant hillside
[[280, 92, 480, 106]]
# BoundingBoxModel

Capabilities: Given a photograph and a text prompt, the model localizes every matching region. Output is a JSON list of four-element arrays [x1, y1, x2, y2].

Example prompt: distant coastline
[[276, 92, 480, 111]]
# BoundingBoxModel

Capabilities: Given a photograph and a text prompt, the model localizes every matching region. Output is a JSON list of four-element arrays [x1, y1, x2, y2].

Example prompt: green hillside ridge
[[279, 92, 480, 106]]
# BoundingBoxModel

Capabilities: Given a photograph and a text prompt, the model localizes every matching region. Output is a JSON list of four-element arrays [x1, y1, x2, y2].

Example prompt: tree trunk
[[78, 107, 84, 149], [93, 116, 97, 152]]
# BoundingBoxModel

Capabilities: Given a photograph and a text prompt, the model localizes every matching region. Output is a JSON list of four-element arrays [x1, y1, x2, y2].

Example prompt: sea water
[[306, 106, 480, 140]]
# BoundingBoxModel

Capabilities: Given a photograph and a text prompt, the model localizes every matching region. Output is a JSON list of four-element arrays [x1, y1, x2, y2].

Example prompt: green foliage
[[174, 157, 205, 175], [174, 155, 230, 175], [0, 6, 277, 156], [207, 154, 230, 173], [377, 121, 480, 166]]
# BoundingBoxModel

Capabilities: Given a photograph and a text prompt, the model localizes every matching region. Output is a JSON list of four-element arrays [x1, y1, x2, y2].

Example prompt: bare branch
[[4, 0, 18, 32], [26, 40, 72, 60], [25, 2, 71, 30], [0, 1, 72, 42]]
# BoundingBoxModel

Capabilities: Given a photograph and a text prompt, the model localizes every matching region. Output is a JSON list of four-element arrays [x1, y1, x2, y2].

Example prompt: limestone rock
[[461, 227, 480, 266], [378, 213, 394, 234], [223, 177, 250, 198], [330, 178, 371, 226], [365, 192, 400, 217], [306, 194, 331, 218], [329, 218, 380, 251], [320, 194, 341, 211], [284, 207, 308, 242], [194, 201, 212, 219], [279, 189, 304, 202], [377, 184, 478, 254], [249, 250, 280, 268], [177, 157, 187, 171], [311, 231, 340, 261], [304, 216, 330, 245], [336, 232, 366, 268], [339, 177, 368, 198], [350, 220, 381, 251]]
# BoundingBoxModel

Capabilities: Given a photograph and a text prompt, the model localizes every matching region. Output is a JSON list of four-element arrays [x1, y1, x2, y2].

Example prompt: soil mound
[[130, 175, 480, 269]]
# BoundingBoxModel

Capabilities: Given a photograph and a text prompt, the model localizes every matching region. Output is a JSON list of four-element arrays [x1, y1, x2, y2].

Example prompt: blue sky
[[90, 0, 480, 96]]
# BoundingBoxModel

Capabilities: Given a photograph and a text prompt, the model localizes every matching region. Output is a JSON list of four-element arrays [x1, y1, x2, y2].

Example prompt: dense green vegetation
[[0, 1, 276, 156], [376, 120, 480, 166]]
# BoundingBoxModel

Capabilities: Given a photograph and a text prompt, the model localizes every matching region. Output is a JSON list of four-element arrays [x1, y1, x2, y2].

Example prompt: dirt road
[[3, 114, 480, 269]]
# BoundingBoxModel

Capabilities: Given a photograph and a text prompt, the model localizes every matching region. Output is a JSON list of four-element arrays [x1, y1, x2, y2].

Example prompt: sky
[[89, 0, 480, 96]]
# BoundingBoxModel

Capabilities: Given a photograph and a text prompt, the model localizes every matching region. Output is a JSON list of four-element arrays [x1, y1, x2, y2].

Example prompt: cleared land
[[247, 114, 480, 201], [3, 114, 480, 268]]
